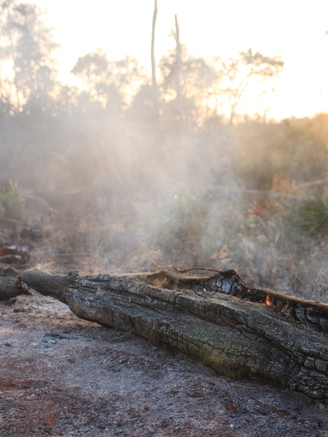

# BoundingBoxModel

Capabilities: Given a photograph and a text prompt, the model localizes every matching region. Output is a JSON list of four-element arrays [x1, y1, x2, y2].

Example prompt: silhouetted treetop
[[71, 50, 148, 108], [0, 0, 59, 111]]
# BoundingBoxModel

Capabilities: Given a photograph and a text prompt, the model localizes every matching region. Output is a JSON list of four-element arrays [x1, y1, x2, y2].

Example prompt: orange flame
[[265, 295, 271, 306]]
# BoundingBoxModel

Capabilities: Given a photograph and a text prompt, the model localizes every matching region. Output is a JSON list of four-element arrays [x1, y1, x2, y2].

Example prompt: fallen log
[[0, 267, 29, 300], [20, 268, 328, 402]]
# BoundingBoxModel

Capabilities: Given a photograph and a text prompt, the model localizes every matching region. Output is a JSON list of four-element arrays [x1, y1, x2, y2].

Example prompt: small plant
[[0, 180, 27, 220], [156, 189, 208, 264], [294, 195, 328, 234]]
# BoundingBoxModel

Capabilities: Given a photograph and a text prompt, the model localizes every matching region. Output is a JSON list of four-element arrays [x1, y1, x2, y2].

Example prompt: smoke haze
[[1, 1, 328, 302]]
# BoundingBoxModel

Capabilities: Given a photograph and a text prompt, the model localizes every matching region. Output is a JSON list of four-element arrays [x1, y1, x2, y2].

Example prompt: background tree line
[[0, 0, 327, 200]]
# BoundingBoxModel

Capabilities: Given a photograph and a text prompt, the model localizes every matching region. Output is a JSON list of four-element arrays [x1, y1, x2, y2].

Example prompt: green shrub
[[0, 180, 27, 220], [157, 189, 207, 259], [293, 195, 328, 234]]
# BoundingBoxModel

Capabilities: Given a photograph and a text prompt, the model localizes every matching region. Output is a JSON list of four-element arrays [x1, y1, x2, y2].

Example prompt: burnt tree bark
[[0, 268, 29, 299], [20, 268, 328, 402]]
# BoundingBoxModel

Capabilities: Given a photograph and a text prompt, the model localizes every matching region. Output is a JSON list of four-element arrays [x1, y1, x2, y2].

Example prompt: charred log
[[0, 267, 29, 300], [20, 268, 328, 402], [144, 268, 328, 334]]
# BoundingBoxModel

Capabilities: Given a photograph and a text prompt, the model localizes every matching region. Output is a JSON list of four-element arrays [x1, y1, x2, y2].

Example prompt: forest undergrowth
[[30, 177, 328, 306], [0, 0, 327, 305]]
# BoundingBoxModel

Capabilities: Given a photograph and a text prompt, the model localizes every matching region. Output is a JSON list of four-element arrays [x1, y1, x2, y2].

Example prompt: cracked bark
[[0, 268, 29, 300], [20, 268, 328, 402]]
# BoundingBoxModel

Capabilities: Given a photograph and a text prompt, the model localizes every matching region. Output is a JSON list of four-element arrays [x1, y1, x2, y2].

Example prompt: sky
[[32, 0, 328, 121]]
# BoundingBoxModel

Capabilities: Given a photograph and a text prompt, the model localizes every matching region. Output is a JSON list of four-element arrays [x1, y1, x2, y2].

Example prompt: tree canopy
[[1, 1, 325, 199], [0, 0, 59, 111]]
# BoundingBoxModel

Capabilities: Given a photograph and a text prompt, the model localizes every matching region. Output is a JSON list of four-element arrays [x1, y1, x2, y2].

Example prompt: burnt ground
[[2, 192, 328, 437], [1, 292, 328, 437]]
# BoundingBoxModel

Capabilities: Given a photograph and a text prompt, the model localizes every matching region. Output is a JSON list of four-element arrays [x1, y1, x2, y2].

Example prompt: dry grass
[[42, 180, 328, 303]]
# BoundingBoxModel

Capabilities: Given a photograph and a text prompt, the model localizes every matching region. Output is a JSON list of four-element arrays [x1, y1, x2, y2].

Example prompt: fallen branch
[[20, 268, 328, 402]]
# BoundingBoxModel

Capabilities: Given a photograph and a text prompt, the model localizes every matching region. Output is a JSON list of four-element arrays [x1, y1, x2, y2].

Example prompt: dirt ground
[[1, 290, 328, 437], [1, 193, 328, 437]]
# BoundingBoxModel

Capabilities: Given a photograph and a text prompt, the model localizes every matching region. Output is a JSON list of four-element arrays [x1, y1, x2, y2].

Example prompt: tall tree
[[159, 44, 217, 126], [215, 48, 284, 123], [151, 0, 158, 88], [71, 51, 148, 110], [173, 14, 183, 126], [147, 0, 160, 119], [0, 0, 58, 111]]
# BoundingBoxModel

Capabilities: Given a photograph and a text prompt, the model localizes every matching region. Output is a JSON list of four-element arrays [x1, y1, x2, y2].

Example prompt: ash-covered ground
[[1, 291, 328, 437]]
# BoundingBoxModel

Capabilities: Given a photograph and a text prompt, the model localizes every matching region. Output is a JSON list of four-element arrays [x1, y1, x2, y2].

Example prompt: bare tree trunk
[[151, 0, 158, 88], [20, 268, 328, 403], [8, 32, 21, 110], [174, 14, 183, 126]]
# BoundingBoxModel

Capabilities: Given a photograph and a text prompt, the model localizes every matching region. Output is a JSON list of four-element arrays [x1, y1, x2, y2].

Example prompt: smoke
[[2, 98, 328, 306], [0, 11, 327, 302]]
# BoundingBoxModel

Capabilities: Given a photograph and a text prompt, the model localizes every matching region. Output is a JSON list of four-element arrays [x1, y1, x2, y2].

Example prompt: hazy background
[[1, 0, 328, 300], [32, 0, 328, 120]]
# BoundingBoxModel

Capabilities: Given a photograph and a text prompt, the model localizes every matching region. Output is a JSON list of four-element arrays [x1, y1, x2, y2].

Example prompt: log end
[[19, 269, 71, 305], [0, 267, 29, 300]]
